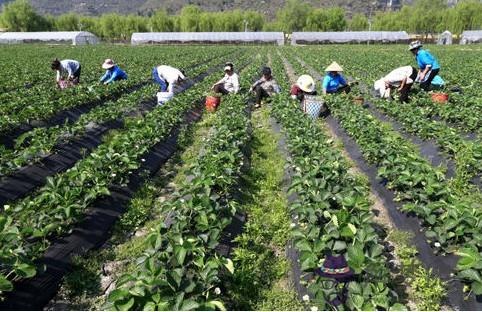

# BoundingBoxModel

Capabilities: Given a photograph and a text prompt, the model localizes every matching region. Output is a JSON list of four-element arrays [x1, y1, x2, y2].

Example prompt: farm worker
[[290, 75, 317, 102], [250, 67, 280, 108], [322, 62, 350, 95], [100, 59, 128, 85], [374, 66, 418, 103], [51, 58, 81, 85], [408, 40, 441, 91], [211, 63, 240, 95], [152, 65, 186, 93]]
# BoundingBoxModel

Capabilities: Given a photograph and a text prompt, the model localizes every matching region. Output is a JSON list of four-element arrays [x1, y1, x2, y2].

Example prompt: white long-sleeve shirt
[[219, 73, 240, 93], [156, 65, 185, 93], [383, 66, 415, 87], [56, 60, 80, 82]]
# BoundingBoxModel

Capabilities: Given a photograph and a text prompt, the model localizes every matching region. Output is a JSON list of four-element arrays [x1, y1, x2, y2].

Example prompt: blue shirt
[[322, 73, 347, 92], [100, 66, 128, 84], [416, 49, 440, 71]]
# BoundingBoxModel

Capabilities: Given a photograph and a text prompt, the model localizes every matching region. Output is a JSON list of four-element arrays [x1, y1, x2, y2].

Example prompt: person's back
[[416, 49, 440, 70], [223, 72, 239, 93], [157, 65, 184, 82], [385, 66, 415, 87]]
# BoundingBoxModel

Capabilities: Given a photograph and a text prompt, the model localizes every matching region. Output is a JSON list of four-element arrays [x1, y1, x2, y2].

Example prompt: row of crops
[[0, 44, 481, 310]]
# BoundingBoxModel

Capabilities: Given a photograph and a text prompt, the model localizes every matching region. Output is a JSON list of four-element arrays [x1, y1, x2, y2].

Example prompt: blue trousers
[[152, 67, 168, 91]]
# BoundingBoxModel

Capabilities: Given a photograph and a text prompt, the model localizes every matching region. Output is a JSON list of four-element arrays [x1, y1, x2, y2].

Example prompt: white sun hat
[[325, 62, 343, 72], [408, 40, 423, 51], [102, 59, 115, 69], [374, 79, 388, 98], [297, 74, 316, 93]]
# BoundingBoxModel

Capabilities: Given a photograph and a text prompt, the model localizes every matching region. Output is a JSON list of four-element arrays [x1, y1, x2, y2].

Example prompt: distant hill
[[0, 0, 415, 18]]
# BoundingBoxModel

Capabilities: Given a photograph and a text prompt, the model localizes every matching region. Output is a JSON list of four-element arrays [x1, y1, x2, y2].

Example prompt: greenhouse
[[291, 31, 409, 45], [131, 32, 285, 45], [0, 31, 99, 45], [460, 30, 482, 44], [437, 30, 453, 45]]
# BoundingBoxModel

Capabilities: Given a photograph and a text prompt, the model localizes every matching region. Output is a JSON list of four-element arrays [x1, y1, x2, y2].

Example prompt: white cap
[[224, 65, 232, 71]]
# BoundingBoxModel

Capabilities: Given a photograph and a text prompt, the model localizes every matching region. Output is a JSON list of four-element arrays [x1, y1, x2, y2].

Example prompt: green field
[[0, 44, 481, 311]]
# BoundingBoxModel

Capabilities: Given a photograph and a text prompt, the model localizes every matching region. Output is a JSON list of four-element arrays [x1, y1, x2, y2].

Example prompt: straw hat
[[102, 59, 115, 69], [297, 74, 315, 93], [325, 62, 343, 72]]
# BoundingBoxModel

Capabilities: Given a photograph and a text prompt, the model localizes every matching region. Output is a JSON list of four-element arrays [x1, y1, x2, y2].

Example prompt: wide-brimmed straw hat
[[297, 74, 315, 93], [325, 62, 343, 72], [408, 40, 423, 51], [102, 59, 115, 69]]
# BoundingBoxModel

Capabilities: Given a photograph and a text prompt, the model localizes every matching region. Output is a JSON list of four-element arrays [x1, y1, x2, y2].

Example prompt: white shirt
[[220, 73, 240, 93], [57, 60, 80, 82], [384, 66, 414, 87], [156, 65, 185, 93]]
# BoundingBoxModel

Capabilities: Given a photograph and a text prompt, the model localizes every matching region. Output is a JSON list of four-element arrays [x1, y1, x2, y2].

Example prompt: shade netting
[[291, 31, 409, 45], [0, 31, 99, 45], [460, 30, 482, 44], [131, 32, 285, 45]]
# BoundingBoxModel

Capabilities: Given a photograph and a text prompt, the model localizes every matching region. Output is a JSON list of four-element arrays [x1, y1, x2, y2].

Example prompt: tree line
[[0, 0, 481, 40]]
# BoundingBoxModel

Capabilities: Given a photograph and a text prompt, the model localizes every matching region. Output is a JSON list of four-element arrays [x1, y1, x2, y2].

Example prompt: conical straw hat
[[325, 62, 343, 72]]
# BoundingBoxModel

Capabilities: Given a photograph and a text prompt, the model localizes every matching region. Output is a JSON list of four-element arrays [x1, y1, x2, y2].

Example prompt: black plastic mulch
[[0, 102, 204, 311], [291, 56, 482, 309], [0, 60, 231, 208], [0, 82, 149, 149]]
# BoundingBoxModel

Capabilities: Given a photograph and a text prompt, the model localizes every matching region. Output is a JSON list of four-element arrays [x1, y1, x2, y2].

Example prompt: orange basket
[[431, 93, 449, 103], [206, 96, 221, 112]]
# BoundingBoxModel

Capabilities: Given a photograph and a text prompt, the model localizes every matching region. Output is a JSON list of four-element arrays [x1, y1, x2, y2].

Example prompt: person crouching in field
[[409, 40, 441, 91], [290, 74, 317, 102], [100, 59, 128, 85], [322, 62, 351, 95], [211, 63, 240, 95], [152, 65, 186, 93], [51, 59, 81, 88], [250, 67, 280, 108], [374, 66, 418, 103]]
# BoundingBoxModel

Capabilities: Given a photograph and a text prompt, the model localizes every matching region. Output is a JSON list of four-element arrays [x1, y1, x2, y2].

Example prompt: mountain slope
[[1, 0, 413, 17]]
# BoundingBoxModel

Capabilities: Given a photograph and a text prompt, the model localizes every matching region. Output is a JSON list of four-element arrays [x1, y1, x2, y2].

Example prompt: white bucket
[[157, 92, 174, 105]]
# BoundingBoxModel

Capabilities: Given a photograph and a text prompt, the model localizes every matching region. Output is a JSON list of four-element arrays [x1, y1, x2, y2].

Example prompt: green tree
[[324, 7, 346, 31], [349, 13, 368, 31], [55, 13, 80, 31], [410, 0, 447, 37], [447, 0, 482, 35], [0, 0, 51, 31], [243, 11, 265, 31], [178, 5, 202, 32], [304, 7, 346, 31], [149, 9, 174, 32], [273, 0, 310, 32]]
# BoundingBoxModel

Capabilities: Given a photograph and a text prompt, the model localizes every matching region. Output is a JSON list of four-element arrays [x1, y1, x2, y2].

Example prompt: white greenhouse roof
[[460, 30, 482, 44], [291, 31, 409, 44], [0, 31, 99, 44], [131, 32, 285, 45]]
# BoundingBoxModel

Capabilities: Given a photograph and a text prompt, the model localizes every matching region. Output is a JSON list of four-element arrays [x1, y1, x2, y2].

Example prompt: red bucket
[[432, 93, 449, 103], [206, 96, 220, 112]]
